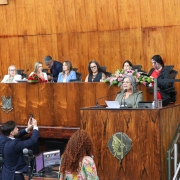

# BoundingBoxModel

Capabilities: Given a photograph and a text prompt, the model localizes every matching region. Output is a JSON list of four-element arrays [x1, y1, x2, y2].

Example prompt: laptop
[[105, 101, 120, 108], [35, 150, 60, 173]]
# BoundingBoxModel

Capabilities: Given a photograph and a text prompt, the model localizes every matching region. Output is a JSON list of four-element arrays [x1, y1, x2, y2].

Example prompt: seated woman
[[59, 130, 99, 180], [122, 60, 133, 72], [57, 60, 76, 82], [29, 62, 48, 82], [148, 55, 171, 106], [115, 75, 143, 108], [1, 65, 22, 83], [85, 60, 106, 82]]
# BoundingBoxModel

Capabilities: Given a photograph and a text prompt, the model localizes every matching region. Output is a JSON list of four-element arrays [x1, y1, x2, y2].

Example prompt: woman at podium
[[115, 75, 143, 108]]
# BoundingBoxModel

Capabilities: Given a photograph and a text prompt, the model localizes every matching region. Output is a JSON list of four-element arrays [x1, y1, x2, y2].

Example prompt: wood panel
[[0, 83, 152, 126], [80, 105, 180, 180], [1, 0, 180, 103], [140, 0, 165, 28], [15, 0, 37, 35], [163, 0, 180, 26], [117, 0, 141, 29]]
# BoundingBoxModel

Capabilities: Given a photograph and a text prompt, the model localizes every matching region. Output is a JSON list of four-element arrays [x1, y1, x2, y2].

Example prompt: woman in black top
[[85, 60, 106, 82]]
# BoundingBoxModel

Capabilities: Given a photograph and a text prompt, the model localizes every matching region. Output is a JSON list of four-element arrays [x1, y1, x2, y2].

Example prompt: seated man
[[0, 117, 39, 180]]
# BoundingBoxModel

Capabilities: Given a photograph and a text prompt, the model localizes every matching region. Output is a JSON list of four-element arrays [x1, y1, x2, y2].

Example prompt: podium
[[80, 105, 180, 180]]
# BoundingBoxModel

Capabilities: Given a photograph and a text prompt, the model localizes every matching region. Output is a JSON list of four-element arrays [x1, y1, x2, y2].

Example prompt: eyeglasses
[[122, 81, 131, 84], [90, 66, 97, 69], [9, 69, 16, 71]]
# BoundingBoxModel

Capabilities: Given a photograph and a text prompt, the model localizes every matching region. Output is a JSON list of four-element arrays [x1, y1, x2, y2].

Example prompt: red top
[[151, 69, 162, 99]]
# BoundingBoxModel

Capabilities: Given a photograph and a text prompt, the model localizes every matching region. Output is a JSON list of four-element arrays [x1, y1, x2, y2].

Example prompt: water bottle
[[152, 101, 155, 109]]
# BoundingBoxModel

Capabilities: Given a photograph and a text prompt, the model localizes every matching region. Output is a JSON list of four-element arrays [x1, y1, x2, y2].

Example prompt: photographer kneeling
[[0, 117, 39, 180]]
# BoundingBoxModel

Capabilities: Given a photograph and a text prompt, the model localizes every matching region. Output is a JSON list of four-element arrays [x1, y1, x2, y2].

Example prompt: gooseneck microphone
[[95, 91, 121, 108], [122, 89, 127, 107]]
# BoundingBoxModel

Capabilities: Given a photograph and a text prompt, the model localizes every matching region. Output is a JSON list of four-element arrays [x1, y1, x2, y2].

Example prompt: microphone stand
[[121, 89, 127, 108], [26, 155, 34, 180]]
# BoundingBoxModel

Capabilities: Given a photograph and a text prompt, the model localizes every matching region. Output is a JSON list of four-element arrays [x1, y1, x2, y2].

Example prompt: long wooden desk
[[0, 83, 153, 139], [80, 105, 180, 180]]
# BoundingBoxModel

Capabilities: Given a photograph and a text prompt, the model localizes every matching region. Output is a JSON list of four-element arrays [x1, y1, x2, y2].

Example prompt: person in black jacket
[[0, 118, 39, 180], [148, 55, 171, 106], [44, 55, 63, 82]]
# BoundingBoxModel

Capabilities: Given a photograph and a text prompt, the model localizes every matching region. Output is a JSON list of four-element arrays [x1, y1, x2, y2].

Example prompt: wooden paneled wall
[[0, 0, 180, 101]]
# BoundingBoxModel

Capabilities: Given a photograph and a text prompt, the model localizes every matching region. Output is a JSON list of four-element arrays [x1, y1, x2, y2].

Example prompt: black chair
[[70, 72, 82, 82], [17, 69, 28, 79], [132, 65, 142, 71], [164, 65, 174, 72], [99, 66, 112, 77], [72, 68, 78, 72], [100, 66, 107, 72], [76, 72, 82, 81], [164, 69, 178, 104], [17, 69, 24, 75]]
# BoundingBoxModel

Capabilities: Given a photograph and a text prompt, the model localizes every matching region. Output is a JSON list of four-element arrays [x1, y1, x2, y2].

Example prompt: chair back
[[72, 68, 78, 72], [166, 69, 178, 103], [76, 72, 82, 81], [132, 65, 142, 71], [100, 66, 107, 72], [164, 65, 174, 71], [17, 69, 24, 75]]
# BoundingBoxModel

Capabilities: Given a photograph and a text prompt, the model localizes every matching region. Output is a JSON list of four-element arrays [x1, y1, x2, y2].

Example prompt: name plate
[[0, 0, 8, 5]]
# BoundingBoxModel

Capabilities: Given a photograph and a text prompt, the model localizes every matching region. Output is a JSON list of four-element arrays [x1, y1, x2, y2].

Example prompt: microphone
[[122, 89, 127, 107], [94, 91, 121, 108], [23, 148, 33, 157]]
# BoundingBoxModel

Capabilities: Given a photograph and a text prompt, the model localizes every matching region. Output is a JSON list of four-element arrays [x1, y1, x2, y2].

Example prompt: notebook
[[105, 101, 120, 108]]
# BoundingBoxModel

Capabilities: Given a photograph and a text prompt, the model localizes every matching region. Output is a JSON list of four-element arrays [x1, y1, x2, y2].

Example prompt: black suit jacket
[[148, 67, 171, 106], [0, 129, 39, 180], [50, 60, 63, 82]]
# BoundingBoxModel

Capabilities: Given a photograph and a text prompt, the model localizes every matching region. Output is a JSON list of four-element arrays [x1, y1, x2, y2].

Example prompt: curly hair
[[60, 130, 94, 175]]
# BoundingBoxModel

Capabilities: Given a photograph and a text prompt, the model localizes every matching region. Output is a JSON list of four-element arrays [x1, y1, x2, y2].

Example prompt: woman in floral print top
[[59, 130, 99, 180]]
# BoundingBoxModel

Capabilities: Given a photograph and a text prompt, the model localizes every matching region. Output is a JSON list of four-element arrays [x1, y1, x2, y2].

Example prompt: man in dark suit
[[0, 118, 39, 180], [44, 55, 63, 82]]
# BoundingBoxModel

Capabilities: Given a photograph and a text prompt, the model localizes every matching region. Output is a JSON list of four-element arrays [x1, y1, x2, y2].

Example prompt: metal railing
[[167, 125, 180, 180]]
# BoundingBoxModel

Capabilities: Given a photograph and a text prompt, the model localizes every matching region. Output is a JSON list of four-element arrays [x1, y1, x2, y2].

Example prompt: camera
[[30, 114, 34, 124]]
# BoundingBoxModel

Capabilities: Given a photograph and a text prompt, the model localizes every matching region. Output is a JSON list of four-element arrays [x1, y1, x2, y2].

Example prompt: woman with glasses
[[115, 75, 143, 108], [148, 54, 171, 106], [29, 62, 48, 82], [57, 60, 76, 82], [85, 60, 106, 82], [1, 65, 22, 83]]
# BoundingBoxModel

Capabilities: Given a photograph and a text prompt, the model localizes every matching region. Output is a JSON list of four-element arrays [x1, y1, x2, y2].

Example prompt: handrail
[[173, 163, 180, 180], [167, 124, 180, 180]]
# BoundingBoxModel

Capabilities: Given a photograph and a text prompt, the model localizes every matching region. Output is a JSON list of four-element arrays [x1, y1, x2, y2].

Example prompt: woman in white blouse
[[1, 65, 22, 83]]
